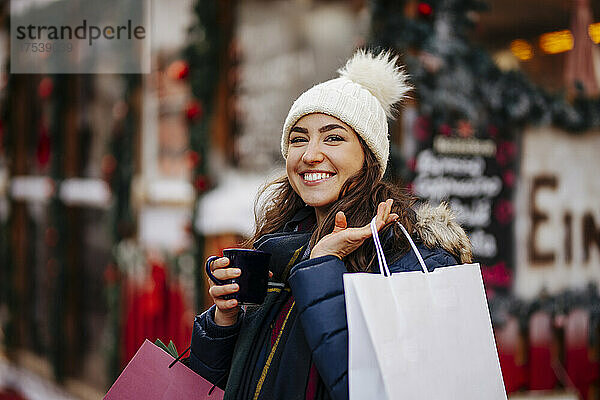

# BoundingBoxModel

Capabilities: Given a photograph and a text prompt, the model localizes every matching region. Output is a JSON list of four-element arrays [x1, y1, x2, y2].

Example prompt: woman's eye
[[325, 135, 344, 142], [290, 137, 308, 144]]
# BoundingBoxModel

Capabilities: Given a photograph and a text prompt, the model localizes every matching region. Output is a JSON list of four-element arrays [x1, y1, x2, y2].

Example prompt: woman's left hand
[[310, 199, 399, 260]]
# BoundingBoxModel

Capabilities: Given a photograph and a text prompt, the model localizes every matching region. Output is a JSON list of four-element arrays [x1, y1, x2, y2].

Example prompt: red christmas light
[[457, 120, 474, 138], [481, 262, 512, 288], [415, 116, 431, 141], [502, 170, 516, 188], [417, 2, 433, 17], [496, 141, 517, 166], [38, 77, 54, 99], [494, 199, 514, 225], [194, 175, 208, 192], [186, 100, 203, 121], [167, 60, 190, 80], [187, 150, 201, 168], [438, 123, 452, 136], [36, 125, 51, 167]]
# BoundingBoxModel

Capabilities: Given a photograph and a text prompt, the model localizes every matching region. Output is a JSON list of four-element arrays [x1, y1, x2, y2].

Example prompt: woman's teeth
[[303, 172, 332, 182]]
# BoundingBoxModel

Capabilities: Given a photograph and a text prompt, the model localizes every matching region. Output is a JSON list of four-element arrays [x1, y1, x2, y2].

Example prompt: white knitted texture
[[281, 77, 389, 177]]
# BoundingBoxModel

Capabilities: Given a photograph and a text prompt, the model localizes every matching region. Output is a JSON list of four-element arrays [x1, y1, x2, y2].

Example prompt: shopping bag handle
[[370, 217, 429, 276]]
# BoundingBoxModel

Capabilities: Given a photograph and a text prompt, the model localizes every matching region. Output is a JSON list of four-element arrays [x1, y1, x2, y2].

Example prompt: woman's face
[[286, 113, 365, 213]]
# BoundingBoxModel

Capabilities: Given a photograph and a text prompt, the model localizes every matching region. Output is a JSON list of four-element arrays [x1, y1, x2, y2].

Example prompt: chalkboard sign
[[409, 116, 516, 297]]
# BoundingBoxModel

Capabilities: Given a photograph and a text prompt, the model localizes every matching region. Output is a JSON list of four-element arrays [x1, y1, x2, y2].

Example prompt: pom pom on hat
[[338, 49, 411, 118], [281, 49, 411, 177]]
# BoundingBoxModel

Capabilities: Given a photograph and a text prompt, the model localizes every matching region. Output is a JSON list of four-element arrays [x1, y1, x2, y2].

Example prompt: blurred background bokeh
[[0, 0, 599, 398]]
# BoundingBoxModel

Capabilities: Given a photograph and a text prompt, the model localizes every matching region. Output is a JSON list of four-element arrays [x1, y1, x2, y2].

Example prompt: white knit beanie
[[281, 49, 411, 177]]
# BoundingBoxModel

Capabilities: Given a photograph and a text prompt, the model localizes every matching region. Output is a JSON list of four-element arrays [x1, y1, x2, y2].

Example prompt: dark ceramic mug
[[205, 248, 271, 305]]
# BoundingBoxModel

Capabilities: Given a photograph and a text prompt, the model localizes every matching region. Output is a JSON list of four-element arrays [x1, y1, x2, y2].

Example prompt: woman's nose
[[301, 141, 324, 164]]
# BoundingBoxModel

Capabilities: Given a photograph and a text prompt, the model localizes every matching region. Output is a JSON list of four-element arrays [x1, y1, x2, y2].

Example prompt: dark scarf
[[224, 207, 331, 400]]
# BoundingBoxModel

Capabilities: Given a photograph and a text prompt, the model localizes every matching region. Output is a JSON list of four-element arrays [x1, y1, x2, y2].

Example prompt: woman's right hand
[[207, 256, 241, 326]]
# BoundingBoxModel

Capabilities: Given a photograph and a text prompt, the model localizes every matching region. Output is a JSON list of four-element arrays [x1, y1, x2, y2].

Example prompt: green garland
[[184, 0, 223, 312], [103, 0, 225, 377], [48, 75, 68, 382], [370, 0, 600, 134], [105, 75, 141, 382]]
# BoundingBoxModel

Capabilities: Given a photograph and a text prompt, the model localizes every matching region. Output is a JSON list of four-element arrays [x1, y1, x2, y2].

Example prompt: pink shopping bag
[[104, 339, 224, 400]]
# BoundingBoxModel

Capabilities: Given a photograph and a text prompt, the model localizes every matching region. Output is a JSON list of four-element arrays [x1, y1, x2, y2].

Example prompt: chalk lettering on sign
[[450, 198, 491, 228], [416, 149, 486, 177], [412, 126, 515, 291], [414, 176, 502, 200], [433, 136, 496, 157]]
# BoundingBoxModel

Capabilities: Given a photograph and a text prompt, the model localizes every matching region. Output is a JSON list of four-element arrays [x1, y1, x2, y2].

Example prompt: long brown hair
[[244, 139, 416, 273]]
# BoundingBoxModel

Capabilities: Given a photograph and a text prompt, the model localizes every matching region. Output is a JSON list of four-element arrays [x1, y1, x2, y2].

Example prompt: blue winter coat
[[188, 206, 464, 400]]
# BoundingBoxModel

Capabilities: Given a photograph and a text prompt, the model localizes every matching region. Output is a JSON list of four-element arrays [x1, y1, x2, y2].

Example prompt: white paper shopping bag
[[344, 219, 507, 400]]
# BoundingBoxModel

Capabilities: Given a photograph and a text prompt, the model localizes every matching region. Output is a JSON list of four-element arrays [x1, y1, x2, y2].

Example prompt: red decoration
[[528, 312, 558, 390], [167, 60, 190, 80], [187, 150, 200, 168], [417, 2, 433, 17], [487, 124, 499, 138], [121, 261, 192, 367], [185, 100, 203, 121], [415, 116, 431, 142], [496, 141, 517, 166], [194, 175, 208, 192], [143, 263, 167, 318], [456, 120, 474, 138], [502, 170, 515, 188], [564, 310, 600, 400], [36, 125, 51, 167], [494, 199, 514, 225], [438, 123, 452, 137], [495, 317, 528, 393], [481, 262, 512, 288], [38, 77, 54, 99]]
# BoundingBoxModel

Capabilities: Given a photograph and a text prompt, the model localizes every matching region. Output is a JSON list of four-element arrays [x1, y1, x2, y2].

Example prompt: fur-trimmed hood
[[414, 202, 473, 264]]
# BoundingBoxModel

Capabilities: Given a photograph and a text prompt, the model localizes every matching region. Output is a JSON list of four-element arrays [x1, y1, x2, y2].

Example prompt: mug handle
[[205, 255, 227, 285]]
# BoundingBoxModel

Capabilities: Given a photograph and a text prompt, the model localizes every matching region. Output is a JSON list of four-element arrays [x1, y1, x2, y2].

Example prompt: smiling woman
[[286, 113, 365, 220], [186, 50, 473, 400]]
